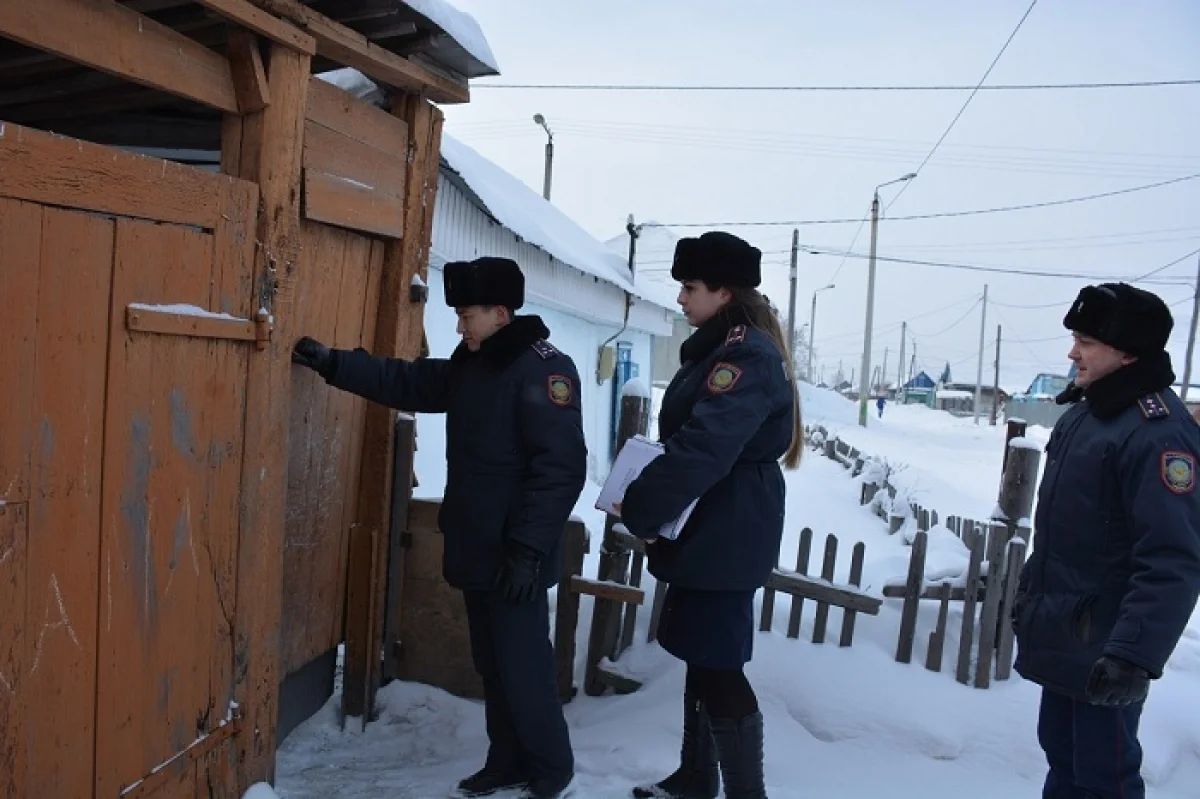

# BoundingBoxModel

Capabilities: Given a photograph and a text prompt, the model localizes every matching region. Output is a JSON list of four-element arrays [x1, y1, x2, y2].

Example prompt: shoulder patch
[[531, 339, 559, 360], [724, 325, 747, 346], [706, 361, 743, 393], [1138, 393, 1170, 420], [1162, 451, 1196, 494], [548, 374, 574, 406]]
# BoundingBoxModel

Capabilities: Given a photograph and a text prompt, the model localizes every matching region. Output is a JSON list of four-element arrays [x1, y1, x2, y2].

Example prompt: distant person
[[292, 257, 586, 799], [619, 231, 802, 799], [876, 395, 886, 418], [1012, 282, 1200, 799]]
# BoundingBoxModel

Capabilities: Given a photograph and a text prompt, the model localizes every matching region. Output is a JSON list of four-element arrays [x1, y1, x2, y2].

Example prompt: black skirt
[[656, 584, 756, 669]]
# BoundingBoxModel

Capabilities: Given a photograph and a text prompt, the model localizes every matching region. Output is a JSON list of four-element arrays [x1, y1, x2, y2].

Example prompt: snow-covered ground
[[264, 385, 1200, 799]]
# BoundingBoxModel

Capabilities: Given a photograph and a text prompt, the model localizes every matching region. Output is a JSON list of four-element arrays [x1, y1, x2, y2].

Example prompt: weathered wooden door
[[0, 122, 259, 798]]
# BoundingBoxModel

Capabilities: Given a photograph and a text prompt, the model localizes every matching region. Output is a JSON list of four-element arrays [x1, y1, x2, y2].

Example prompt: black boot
[[454, 765, 528, 797], [632, 693, 719, 798], [709, 712, 766, 799]]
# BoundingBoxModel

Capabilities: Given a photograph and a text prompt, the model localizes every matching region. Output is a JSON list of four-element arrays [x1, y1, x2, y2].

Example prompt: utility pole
[[1181, 254, 1200, 402], [909, 342, 917, 385], [898, 322, 907, 401], [880, 347, 889, 395], [787, 229, 799, 375], [858, 194, 881, 426], [973, 285, 989, 425], [991, 324, 1002, 426]]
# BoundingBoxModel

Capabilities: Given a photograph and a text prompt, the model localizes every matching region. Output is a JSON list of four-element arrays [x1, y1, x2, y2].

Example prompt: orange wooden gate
[[0, 122, 259, 798]]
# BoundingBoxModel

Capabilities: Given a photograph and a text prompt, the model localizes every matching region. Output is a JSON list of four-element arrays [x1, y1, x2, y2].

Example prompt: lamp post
[[858, 172, 916, 427], [808, 283, 834, 383], [532, 113, 554, 201]]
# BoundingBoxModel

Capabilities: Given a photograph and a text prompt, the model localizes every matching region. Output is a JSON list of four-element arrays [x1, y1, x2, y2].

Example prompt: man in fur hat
[[1012, 282, 1200, 799], [293, 256, 586, 799]]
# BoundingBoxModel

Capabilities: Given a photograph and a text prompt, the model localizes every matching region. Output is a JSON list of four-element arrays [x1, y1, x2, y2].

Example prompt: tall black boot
[[709, 712, 766, 799], [631, 693, 719, 798]]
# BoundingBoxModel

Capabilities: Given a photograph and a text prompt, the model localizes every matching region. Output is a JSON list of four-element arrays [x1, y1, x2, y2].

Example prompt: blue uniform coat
[[321, 316, 588, 592], [621, 309, 795, 591], [1014, 376, 1200, 699]]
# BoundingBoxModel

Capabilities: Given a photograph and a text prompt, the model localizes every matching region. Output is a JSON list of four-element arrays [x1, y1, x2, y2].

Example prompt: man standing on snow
[[292, 257, 587, 799], [1012, 282, 1200, 799]]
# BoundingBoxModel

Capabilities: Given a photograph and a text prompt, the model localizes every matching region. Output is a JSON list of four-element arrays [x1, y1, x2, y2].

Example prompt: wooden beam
[[118, 709, 243, 799], [303, 120, 406, 198], [0, 0, 239, 112], [608, 525, 647, 555], [765, 569, 882, 615], [195, 0, 316, 55], [570, 576, 646, 606], [231, 41, 311, 792], [125, 304, 256, 342], [250, 0, 469, 103], [306, 77, 409, 155], [594, 665, 642, 695], [227, 30, 272, 114]]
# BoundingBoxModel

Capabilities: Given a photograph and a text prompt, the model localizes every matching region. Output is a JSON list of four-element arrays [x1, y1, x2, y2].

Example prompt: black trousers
[[463, 589, 573, 784], [1038, 687, 1145, 799]]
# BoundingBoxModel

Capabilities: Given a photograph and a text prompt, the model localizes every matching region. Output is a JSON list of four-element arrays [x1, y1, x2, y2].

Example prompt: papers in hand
[[595, 434, 698, 541]]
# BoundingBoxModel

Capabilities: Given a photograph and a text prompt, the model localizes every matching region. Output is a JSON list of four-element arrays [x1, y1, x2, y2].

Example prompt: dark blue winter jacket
[[322, 316, 588, 592], [620, 307, 795, 591], [1013, 362, 1200, 700]]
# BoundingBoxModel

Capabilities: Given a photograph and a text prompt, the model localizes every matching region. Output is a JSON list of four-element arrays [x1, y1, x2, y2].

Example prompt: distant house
[[900, 371, 937, 408], [939, 382, 1011, 420]]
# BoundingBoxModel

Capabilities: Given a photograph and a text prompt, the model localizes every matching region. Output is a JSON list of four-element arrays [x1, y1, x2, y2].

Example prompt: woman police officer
[[620, 231, 802, 799]]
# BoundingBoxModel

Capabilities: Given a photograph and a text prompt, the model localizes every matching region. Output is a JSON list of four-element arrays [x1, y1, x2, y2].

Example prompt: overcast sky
[[439, 0, 1200, 392]]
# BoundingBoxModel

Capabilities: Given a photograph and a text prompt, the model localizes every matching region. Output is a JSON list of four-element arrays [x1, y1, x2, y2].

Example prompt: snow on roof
[[439, 134, 674, 313], [401, 0, 500, 74], [315, 68, 385, 103], [937, 389, 975, 400]]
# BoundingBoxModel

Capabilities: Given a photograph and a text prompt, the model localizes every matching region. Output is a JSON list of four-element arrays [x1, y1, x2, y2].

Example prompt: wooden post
[[925, 582, 952, 671], [956, 529, 985, 685], [382, 415, 416, 682], [620, 550, 645, 655], [1002, 418, 1027, 475], [647, 580, 668, 643], [584, 391, 649, 695], [786, 528, 813, 639], [996, 438, 1042, 525], [888, 514, 904, 535], [994, 536, 1028, 682], [975, 525, 1009, 688], [895, 530, 928, 663], [824, 438, 837, 461], [839, 542, 866, 647], [230, 41, 310, 789], [554, 520, 588, 702], [811, 535, 838, 644]]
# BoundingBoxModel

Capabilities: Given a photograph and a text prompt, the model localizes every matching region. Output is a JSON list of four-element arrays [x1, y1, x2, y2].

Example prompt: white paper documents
[[595, 435, 698, 541]]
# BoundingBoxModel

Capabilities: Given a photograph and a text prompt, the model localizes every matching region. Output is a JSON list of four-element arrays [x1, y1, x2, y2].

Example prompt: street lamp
[[532, 113, 554, 201], [808, 283, 835, 383], [858, 172, 917, 427]]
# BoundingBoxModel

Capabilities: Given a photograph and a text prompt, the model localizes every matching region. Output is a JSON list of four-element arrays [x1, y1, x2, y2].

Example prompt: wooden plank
[[766, 569, 881, 616], [619, 551, 644, 656], [303, 169, 405, 239], [306, 77, 409, 155], [955, 530, 986, 685], [26, 207, 110, 798], [811, 535, 838, 644], [646, 580, 667, 644], [0, 199, 41, 506], [233, 42, 311, 791], [126, 304, 257, 342], [196, 0, 316, 54], [881, 583, 980, 601], [571, 576, 646, 606], [786, 528, 813, 639], [227, 30, 272, 114], [0, 0, 239, 111], [120, 710, 243, 799], [839, 541, 866, 647], [554, 520, 588, 702], [340, 94, 440, 724], [251, 0, 469, 103], [895, 530, 927, 664], [382, 414, 416, 680], [994, 538, 1027, 681], [0, 503, 28, 799], [594, 665, 642, 696], [304, 120, 406, 198], [608, 525, 646, 555], [975, 526, 1009, 689], [0, 121, 248, 229], [925, 582, 952, 672]]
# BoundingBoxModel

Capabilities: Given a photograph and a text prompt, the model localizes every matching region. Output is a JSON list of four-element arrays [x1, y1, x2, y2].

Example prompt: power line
[[650, 172, 1200, 228], [910, 298, 984, 339], [1129, 246, 1200, 282], [473, 79, 1200, 93], [888, 0, 1039, 209]]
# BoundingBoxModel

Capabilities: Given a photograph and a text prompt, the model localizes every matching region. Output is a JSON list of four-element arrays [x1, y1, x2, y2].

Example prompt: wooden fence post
[[925, 582, 953, 671], [839, 542, 866, 646], [956, 529, 985, 685], [811, 535, 839, 644], [554, 520, 589, 702], [647, 581, 667, 643], [974, 523, 1010, 688], [895, 530, 928, 663], [1002, 418, 1027, 476], [994, 536, 1028, 681], [996, 437, 1042, 525], [786, 528, 813, 639]]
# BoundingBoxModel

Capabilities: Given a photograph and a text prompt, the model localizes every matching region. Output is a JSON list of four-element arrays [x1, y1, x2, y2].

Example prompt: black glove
[[292, 336, 334, 378], [1085, 655, 1150, 707], [497, 541, 541, 603]]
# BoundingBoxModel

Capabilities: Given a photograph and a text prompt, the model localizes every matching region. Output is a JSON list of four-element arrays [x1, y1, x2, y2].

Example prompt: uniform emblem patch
[[548, 374, 573, 406], [725, 325, 747, 346], [1162, 451, 1196, 494], [706, 362, 743, 393]]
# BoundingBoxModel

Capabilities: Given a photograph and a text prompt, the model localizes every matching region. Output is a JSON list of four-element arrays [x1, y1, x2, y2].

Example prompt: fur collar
[[450, 314, 551, 371], [1056, 350, 1176, 420], [680, 303, 755, 364]]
